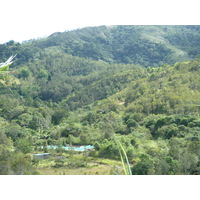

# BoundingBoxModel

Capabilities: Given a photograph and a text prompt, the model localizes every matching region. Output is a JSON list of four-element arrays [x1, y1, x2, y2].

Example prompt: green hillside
[[2, 25, 200, 67], [29, 25, 200, 66], [0, 25, 200, 175]]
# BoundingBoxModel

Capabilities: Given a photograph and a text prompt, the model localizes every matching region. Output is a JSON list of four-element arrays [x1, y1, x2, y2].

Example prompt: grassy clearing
[[36, 152, 124, 175], [38, 164, 114, 175]]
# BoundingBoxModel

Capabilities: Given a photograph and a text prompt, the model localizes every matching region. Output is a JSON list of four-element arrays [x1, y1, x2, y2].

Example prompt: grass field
[[35, 152, 124, 175]]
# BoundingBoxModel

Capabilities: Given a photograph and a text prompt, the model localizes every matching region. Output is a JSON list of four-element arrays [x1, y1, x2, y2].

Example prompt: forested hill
[[1, 25, 200, 67], [1, 55, 200, 174], [32, 25, 200, 67]]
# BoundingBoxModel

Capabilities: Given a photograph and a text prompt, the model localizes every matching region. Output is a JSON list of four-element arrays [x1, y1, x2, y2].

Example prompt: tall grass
[[116, 140, 132, 175]]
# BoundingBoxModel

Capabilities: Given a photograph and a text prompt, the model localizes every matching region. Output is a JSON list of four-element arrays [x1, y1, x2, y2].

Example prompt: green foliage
[[1, 26, 200, 175], [15, 138, 34, 154], [18, 69, 30, 80], [30, 25, 200, 67], [10, 153, 35, 175], [132, 153, 154, 175], [52, 109, 68, 125], [0, 133, 37, 174], [38, 69, 48, 79]]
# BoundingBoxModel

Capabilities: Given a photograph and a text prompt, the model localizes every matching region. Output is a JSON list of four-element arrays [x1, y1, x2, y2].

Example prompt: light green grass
[[36, 153, 124, 175]]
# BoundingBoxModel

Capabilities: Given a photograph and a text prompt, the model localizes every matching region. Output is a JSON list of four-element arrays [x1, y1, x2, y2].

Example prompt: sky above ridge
[[0, 0, 198, 44]]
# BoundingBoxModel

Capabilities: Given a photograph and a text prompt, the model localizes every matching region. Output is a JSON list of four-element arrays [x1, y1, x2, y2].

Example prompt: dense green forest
[[0, 25, 200, 175]]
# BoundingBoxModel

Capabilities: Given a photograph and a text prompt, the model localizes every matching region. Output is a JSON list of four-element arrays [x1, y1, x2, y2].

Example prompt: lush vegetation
[[26, 25, 200, 66], [2, 25, 200, 68], [0, 25, 200, 175]]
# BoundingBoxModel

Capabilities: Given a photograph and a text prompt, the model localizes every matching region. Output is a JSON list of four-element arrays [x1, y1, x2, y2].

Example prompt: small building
[[32, 153, 51, 159]]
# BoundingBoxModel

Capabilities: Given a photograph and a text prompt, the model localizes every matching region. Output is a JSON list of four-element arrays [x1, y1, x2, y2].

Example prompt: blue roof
[[47, 145, 94, 151]]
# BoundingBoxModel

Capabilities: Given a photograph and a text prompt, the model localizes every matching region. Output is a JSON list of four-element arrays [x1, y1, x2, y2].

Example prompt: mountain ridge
[[30, 25, 200, 66]]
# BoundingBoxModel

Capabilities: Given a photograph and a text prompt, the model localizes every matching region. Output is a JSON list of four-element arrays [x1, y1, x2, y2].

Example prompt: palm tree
[[0, 55, 16, 71]]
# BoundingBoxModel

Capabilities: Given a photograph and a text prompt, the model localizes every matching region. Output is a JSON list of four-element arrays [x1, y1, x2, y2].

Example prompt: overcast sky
[[0, 0, 198, 44]]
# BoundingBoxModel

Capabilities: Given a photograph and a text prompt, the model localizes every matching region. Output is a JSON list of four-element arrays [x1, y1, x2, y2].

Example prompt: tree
[[38, 69, 48, 79], [0, 145, 12, 174], [0, 55, 16, 85], [15, 138, 34, 154], [10, 152, 36, 175], [131, 153, 154, 175], [52, 109, 68, 125], [18, 69, 30, 80]]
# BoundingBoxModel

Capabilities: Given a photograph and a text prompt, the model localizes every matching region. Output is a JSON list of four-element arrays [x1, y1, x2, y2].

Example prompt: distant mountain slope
[[1, 25, 200, 68], [140, 26, 189, 61], [30, 25, 200, 67]]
